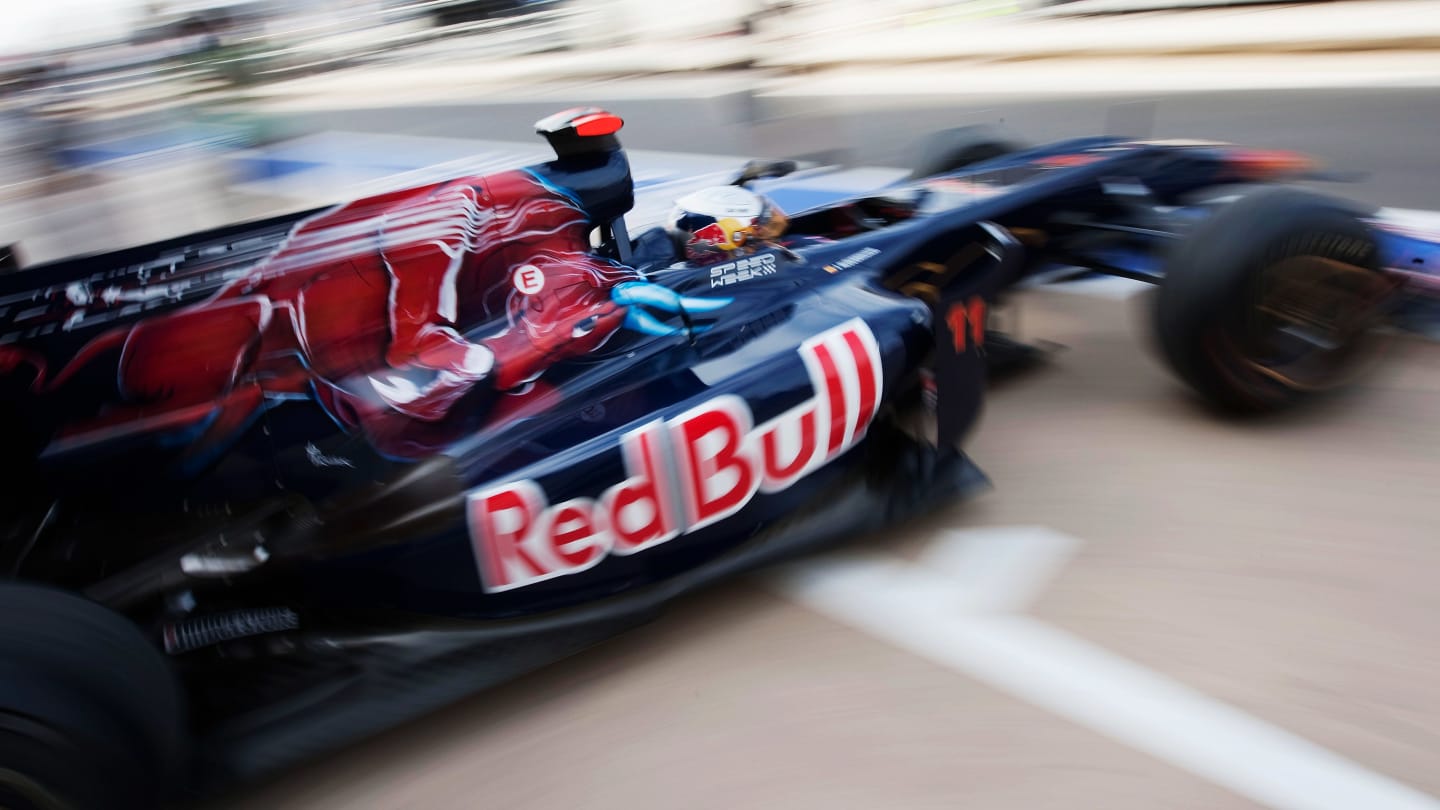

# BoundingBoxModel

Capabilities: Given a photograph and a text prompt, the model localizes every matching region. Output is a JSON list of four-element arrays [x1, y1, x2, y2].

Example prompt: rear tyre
[[1155, 187, 1394, 413], [906, 125, 1024, 180], [0, 584, 186, 810]]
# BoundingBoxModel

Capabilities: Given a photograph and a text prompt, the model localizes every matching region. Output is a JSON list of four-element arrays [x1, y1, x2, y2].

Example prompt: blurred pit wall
[[579, 0, 977, 45], [0, 156, 291, 267]]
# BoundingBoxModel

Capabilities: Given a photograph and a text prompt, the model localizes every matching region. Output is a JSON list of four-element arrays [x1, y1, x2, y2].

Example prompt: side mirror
[[733, 159, 798, 186]]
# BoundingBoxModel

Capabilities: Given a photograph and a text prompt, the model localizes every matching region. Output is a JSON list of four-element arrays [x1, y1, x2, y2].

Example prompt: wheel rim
[[1217, 254, 1392, 399]]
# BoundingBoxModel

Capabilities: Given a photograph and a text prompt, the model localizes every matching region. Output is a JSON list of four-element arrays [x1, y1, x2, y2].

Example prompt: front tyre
[[1155, 187, 1395, 413], [906, 125, 1024, 180]]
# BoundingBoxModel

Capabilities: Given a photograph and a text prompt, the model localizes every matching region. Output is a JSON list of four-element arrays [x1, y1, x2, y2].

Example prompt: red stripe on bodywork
[[811, 342, 848, 455], [841, 329, 877, 435]]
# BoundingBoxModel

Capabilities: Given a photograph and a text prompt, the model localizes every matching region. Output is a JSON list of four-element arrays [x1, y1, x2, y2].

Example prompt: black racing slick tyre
[[906, 125, 1024, 180], [0, 584, 186, 810], [1155, 187, 1394, 413]]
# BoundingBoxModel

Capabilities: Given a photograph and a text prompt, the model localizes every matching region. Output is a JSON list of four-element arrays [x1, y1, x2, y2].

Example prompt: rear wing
[[0, 206, 320, 352]]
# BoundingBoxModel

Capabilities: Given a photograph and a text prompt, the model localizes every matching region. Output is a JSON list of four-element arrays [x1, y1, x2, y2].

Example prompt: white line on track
[[768, 527, 1440, 810], [1043, 275, 1153, 300]]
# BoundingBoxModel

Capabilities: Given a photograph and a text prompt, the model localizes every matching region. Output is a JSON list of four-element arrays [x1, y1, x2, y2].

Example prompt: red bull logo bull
[[689, 222, 729, 249]]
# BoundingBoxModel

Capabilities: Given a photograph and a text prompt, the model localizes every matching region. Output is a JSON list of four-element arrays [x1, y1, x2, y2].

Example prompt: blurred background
[[7, 0, 1440, 264], [3, 1, 1438, 808]]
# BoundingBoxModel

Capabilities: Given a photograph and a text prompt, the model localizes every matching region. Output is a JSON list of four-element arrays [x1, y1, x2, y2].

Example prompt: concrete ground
[[201, 283, 1440, 810]]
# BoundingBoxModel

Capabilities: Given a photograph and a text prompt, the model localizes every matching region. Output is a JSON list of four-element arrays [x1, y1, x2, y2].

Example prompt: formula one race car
[[0, 108, 1434, 809]]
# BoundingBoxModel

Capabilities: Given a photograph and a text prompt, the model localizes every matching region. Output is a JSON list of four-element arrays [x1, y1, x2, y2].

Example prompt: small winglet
[[535, 107, 625, 160]]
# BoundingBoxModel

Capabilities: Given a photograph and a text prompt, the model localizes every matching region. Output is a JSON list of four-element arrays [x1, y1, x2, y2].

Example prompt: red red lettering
[[673, 395, 760, 530], [544, 499, 608, 570], [947, 297, 987, 353], [469, 481, 549, 592], [810, 342, 850, 457], [514, 264, 545, 294], [841, 328, 879, 440], [468, 319, 886, 592], [603, 421, 680, 554], [758, 404, 818, 492]]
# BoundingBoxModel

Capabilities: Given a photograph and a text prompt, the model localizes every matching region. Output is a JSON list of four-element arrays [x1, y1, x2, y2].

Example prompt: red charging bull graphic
[[468, 318, 883, 592], [0, 171, 693, 463]]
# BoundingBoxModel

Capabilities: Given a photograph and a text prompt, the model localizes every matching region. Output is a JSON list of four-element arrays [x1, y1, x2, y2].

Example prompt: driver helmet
[[667, 186, 788, 264]]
